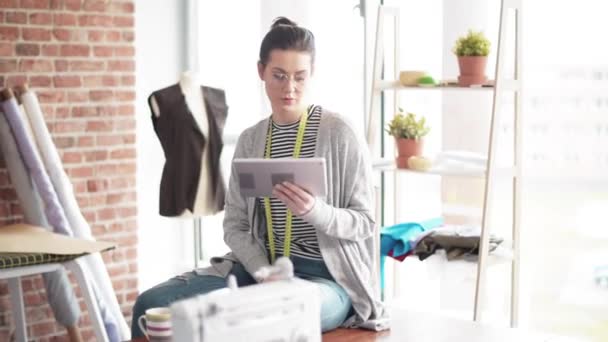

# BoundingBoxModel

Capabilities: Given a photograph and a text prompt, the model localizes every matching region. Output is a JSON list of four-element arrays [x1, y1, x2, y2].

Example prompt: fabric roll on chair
[[0, 111, 81, 328], [1, 88, 121, 342], [0, 90, 72, 236], [19, 86, 130, 340]]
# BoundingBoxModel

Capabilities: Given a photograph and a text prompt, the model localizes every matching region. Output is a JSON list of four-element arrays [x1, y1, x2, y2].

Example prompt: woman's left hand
[[272, 182, 315, 216]]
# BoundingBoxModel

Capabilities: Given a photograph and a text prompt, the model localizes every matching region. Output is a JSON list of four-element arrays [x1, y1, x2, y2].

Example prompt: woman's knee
[[316, 280, 352, 332]]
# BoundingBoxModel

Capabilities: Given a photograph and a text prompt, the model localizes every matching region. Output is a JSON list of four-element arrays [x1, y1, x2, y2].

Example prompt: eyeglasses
[[268, 72, 309, 90]]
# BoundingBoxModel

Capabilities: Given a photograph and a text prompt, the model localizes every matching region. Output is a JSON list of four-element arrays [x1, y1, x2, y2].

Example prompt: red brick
[[30, 321, 55, 337], [62, 151, 82, 164], [22, 27, 51, 41], [0, 42, 12, 56], [52, 28, 73, 41], [16, 43, 39, 56], [71, 60, 104, 72], [107, 60, 134, 71], [97, 105, 117, 117], [113, 15, 133, 27], [121, 75, 135, 86], [114, 45, 134, 57], [109, 2, 134, 13], [6, 11, 26, 24], [0, 12, 4, 24], [118, 104, 134, 116], [54, 13, 76, 26], [71, 106, 97, 118], [97, 207, 115, 221], [36, 90, 65, 103], [111, 148, 136, 160], [115, 91, 135, 101], [86, 179, 108, 192], [77, 136, 94, 147], [86, 120, 113, 132], [54, 59, 68, 71], [115, 119, 135, 131], [29, 12, 52, 25], [52, 120, 85, 133], [67, 91, 88, 102], [0, 59, 17, 72], [83, 75, 118, 87], [89, 90, 112, 102], [64, 0, 80, 10], [20, 0, 49, 9], [83, 0, 107, 12], [105, 30, 120, 42], [19, 59, 52, 72], [60, 44, 89, 57], [87, 30, 104, 42], [0, 26, 19, 40], [96, 134, 124, 146], [55, 106, 68, 118], [117, 161, 136, 174], [69, 166, 94, 178], [0, 0, 18, 9], [122, 30, 134, 42], [41, 44, 58, 56], [53, 75, 81, 87], [79, 14, 113, 27], [28, 75, 51, 87], [93, 45, 112, 57], [6, 75, 26, 86]]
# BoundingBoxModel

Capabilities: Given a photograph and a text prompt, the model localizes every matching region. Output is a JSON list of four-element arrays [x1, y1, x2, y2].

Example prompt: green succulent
[[386, 108, 430, 140], [453, 30, 491, 56]]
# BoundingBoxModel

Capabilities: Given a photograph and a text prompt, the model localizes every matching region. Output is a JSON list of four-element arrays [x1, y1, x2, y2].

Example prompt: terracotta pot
[[457, 56, 488, 86], [395, 138, 423, 169]]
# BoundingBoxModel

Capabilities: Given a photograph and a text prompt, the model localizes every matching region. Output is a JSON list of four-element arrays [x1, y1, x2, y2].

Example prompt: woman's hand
[[272, 181, 315, 216]]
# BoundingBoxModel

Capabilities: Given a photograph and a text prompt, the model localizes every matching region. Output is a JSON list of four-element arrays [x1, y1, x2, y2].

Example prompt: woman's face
[[258, 49, 313, 116]]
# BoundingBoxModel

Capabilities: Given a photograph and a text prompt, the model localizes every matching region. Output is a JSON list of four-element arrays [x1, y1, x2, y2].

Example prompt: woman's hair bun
[[271, 16, 297, 29]]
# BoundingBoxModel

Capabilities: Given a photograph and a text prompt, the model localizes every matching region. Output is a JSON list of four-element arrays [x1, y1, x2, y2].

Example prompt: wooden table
[[130, 308, 549, 342]]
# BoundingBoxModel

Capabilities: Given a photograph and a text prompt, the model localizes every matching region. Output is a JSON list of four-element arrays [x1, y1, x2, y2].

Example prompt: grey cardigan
[[201, 108, 387, 328]]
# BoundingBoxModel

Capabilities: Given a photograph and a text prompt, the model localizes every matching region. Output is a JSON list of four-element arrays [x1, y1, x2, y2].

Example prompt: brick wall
[[0, 0, 137, 340]]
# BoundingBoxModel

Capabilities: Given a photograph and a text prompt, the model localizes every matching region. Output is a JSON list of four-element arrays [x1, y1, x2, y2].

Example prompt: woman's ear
[[257, 62, 265, 80]]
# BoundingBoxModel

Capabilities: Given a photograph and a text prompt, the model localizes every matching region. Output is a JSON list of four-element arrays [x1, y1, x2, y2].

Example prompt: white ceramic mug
[[137, 307, 172, 341]]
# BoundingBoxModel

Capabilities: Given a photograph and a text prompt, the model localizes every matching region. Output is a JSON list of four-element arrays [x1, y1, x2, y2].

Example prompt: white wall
[[135, 0, 195, 291]]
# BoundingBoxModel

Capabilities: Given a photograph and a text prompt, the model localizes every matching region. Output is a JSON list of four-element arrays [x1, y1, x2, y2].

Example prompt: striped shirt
[[261, 105, 322, 260]]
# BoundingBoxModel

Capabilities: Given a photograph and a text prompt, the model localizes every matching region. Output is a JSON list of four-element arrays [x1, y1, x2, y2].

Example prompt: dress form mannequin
[[150, 71, 215, 217]]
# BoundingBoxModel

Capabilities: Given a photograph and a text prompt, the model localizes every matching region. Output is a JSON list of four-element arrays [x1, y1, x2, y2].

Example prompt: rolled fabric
[[0, 96, 72, 236], [0, 112, 80, 326], [20, 90, 128, 341]]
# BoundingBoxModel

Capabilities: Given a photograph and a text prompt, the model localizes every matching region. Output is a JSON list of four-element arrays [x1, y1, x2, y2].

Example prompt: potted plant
[[452, 30, 491, 86], [386, 108, 430, 169]]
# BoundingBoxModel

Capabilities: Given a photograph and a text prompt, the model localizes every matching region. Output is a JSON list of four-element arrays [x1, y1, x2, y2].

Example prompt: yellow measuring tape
[[263, 107, 309, 263]]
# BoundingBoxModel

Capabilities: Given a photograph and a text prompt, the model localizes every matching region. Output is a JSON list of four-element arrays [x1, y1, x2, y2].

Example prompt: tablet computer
[[233, 158, 327, 198]]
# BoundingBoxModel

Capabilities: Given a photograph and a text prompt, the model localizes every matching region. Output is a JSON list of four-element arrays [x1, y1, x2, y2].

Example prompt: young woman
[[132, 17, 385, 338]]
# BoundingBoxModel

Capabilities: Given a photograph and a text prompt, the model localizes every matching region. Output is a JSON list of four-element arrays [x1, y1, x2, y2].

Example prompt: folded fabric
[[414, 224, 504, 261], [380, 217, 444, 257], [379, 218, 443, 290]]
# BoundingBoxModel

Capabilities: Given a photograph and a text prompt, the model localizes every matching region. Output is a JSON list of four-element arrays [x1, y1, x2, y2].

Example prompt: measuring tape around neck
[[263, 107, 309, 263]]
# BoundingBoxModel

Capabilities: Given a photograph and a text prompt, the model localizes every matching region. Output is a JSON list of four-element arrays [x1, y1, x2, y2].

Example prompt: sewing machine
[[171, 277, 321, 342]]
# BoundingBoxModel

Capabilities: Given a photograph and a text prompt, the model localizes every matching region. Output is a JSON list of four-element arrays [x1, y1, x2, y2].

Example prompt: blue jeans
[[131, 256, 352, 338]]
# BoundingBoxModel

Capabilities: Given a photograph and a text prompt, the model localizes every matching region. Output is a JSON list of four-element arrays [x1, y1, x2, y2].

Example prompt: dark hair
[[258, 17, 315, 67]]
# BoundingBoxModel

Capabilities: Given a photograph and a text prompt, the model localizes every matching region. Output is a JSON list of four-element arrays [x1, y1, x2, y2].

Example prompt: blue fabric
[[380, 217, 444, 257], [131, 256, 351, 338], [379, 217, 444, 291]]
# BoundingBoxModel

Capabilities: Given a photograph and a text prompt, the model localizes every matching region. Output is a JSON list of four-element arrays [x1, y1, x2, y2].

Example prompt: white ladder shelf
[[366, 0, 523, 327]]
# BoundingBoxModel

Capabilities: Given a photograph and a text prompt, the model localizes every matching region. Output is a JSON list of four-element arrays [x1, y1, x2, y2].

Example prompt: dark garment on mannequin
[[148, 84, 227, 217]]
